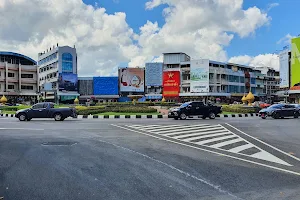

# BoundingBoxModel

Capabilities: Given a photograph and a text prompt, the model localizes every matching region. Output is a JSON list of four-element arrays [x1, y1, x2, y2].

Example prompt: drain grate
[[42, 142, 77, 146]]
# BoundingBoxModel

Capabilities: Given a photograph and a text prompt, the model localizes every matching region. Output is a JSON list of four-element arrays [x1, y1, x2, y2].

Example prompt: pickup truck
[[15, 102, 77, 121], [168, 101, 222, 120]]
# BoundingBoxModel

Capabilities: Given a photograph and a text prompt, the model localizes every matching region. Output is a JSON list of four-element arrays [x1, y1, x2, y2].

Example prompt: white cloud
[[229, 54, 279, 71], [267, 3, 279, 11], [277, 33, 295, 45], [0, 0, 272, 76]]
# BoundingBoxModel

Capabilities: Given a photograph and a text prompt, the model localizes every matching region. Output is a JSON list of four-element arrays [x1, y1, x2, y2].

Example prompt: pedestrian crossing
[[124, 124, 291, 166]]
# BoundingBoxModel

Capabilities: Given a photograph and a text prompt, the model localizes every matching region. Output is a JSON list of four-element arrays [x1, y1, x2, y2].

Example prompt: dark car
[[15, 102, 77, 121], [259, 104, 300, 119], [168, 101, 222, 120]]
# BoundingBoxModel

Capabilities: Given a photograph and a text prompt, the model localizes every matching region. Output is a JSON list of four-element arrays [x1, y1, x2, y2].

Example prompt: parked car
[[259, 104, 300, 119], [168, 101, 222, 120], [15, 102, 77, 121]]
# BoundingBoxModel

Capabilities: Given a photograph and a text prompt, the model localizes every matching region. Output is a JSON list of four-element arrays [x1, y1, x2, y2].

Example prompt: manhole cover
[[42, 142, 77, 146]]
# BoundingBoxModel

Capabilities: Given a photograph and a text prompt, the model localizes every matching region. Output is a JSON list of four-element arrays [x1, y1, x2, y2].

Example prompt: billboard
[[145, 63, 163, 86], [163, 71, 180, 97], [94, 77, 119, 95], [291, 37, 300, 90], [190, 59, 209, 93], [119, 68, 144, 92], [58, 73, 78, 91], [279, 49, 289, 88]]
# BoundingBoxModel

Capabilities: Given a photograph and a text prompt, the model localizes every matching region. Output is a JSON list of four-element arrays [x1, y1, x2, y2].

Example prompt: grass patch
[[222, 111, 239, 115], [97, 112, 160, 116]]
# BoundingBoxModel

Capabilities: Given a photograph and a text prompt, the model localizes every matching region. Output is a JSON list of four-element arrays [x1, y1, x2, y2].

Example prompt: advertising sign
[[94, 77, 119, 95], [279, 49, 289, 88], [58, 73, 78, 91], [291, 37, 300, 90], [145, 63, 163, 86], [163, 71, 180, 97], [119, 68, 144, 92], [190, 59, 209, 93]]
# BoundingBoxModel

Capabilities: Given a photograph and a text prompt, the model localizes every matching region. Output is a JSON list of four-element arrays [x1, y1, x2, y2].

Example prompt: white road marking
[[183, 132, 232, 142], [133, 124, 214, 132], [225, 123, 300, 162], [229, 143, 254, 153], [173, 130, 228, 139], [112, 124, 300, 176], [0, 128, 44, 130], [196, 135, 237, 145], [210, 138, 244, 148], [123, 124, 293, 167], [148, 125, 221, 134]]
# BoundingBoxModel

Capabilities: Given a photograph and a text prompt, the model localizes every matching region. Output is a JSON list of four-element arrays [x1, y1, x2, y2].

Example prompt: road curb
[[1, 113, 259, 119]]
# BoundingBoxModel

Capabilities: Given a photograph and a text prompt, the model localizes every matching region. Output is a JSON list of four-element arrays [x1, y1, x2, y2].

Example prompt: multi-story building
[[162, 52, 265, 102], [255, 67, 281, 101], [38, 45, 79, 103], [0, 52, 38, 103]]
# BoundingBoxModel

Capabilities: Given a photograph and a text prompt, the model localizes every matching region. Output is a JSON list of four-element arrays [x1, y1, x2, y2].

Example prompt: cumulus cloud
[[229, 54, 279, 71], [0, 0, 272, 76], [277, 33, 296, 45]]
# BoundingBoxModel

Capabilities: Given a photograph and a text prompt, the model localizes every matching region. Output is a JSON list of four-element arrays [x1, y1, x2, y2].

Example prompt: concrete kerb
[[0, 113, 259, 119]]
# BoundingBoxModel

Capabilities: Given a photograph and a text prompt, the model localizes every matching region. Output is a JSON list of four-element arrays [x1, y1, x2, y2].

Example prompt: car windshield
[[180, 103, 190, 108], [268, 104, 283, 109]]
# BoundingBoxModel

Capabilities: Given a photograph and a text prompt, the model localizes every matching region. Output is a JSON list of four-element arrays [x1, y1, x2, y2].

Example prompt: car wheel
[[294, 112, 299, 118], [272, 112, 280, 119], [202, 116, 207, 119], [261, 116, 266, 119], [208, 112, 216, 119], [180, 113, 187, 120], [18, 113, 27, 121], [54, 113, 63, 121], [27, 118, 32, 121]]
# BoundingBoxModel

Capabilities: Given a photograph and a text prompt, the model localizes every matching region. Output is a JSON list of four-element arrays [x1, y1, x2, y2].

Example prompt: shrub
[[222, 105, 259, 113], [76, 106, 157, 115], [0, 105, 31, 111]]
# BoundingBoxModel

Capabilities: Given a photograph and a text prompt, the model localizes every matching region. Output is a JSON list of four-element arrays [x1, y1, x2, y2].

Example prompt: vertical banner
[[190, 59, 209, 92], [279, 49, 289, 88], [291, 37, 300, 90], [145, 63, 163, 86], [163, 71, 180, 97]]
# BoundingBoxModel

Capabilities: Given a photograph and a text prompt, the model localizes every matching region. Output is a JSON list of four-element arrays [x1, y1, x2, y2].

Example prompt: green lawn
[[222, 111, 239, 115], [97, 112, 160, 116], [1, 111, 16, 114]]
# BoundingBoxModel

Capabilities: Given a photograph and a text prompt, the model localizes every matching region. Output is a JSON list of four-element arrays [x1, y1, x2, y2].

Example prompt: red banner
[[163, 71, 180, 97]]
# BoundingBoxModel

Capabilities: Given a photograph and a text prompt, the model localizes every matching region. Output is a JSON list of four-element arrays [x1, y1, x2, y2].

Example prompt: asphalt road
[[1, 116, 300, 200]]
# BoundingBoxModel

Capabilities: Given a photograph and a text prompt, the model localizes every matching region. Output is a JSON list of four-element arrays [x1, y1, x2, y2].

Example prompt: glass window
[[62, 62, 73, 72], [21, 85, 34, 90], [21, 74, 34, 78], [62, 53, 73, 61], [32, 103, 44, 109], [8, 72, 14, 77], [8, 85, 14, 89]]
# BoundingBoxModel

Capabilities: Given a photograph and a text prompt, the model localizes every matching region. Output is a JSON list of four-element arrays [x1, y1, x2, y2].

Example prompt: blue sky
[[83, 0, 299, 58]]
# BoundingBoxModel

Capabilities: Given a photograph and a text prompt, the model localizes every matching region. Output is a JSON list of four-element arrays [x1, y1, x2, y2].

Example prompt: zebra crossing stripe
[[124, 124, 291, 166]]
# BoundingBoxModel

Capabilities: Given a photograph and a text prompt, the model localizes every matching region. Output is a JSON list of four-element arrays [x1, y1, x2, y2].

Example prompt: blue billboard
[[58, 73, 78, 91], [145, 63, 163, 86], [94, 77, 119, 95]]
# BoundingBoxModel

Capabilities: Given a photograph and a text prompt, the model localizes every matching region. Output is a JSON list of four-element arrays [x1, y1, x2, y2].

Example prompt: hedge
[[76, 106, 157, 115], [222, 105, 260, 114], [96, 102, 176, 106]]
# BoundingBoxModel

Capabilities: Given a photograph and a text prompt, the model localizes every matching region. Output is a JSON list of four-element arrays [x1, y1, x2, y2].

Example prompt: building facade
[[162, 52, 264, 102], [0, 52, 38, 103], [38, 45, 79, 102]]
